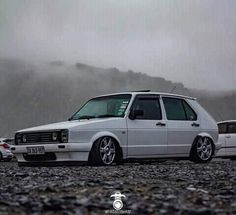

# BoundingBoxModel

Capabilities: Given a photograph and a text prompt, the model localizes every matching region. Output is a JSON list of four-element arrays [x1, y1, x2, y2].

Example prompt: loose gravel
[[0, 160, 236, 215]]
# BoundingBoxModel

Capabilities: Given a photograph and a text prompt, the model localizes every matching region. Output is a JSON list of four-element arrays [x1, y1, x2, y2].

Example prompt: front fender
[[90, 131, 121, 147]]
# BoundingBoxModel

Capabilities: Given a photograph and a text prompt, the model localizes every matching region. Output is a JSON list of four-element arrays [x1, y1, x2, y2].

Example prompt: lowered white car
[[12, 91, 219, 166], [216, 120, 236, 160]]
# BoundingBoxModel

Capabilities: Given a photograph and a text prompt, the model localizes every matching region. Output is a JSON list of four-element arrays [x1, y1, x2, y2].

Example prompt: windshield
[[70, 94, 132, 120]]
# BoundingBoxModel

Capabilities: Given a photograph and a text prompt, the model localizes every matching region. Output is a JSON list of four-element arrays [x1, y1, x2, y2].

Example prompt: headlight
[[22, 134, 27, 143], [15, 133, 21, 145], [52, 132, 58, 141], [61, 130, 68, 143]]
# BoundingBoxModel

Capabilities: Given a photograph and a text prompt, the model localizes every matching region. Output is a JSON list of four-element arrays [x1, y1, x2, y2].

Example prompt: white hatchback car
[[12, 91, 219, 166], [216, 120, 236, 160]]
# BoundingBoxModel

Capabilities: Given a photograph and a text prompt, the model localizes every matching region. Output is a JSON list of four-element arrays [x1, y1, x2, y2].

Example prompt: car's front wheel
[[190, 136, 214, 163], [89, 136, 119, 166]]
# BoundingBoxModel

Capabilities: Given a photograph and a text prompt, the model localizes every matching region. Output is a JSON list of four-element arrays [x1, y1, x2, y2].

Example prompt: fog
[[0, 0, 236, 91]]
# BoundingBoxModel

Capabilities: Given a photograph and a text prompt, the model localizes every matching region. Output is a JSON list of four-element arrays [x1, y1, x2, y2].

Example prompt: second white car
[[216, 120, 236, 160]]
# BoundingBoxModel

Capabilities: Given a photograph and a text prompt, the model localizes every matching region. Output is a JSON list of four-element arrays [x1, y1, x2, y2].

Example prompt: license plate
[[26, 146, 45, 155]]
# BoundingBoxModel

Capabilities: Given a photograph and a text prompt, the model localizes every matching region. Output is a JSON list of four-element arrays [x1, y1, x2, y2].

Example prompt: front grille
[[24, 132, 52, 143], [15, 130, 68, 145], [17, 131, 60, 145]]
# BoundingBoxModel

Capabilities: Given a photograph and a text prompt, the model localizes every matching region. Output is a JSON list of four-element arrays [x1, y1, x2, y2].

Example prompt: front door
[[127, 95, 167, 157]]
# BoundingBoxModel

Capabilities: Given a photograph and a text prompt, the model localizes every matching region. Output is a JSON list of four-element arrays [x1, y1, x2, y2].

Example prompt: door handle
[[191, 122, 200, 127], [156, 122, 166, 127]]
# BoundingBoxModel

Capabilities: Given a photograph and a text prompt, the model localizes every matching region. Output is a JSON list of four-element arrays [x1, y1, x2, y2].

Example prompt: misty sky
[[0, 0, 236, 91]]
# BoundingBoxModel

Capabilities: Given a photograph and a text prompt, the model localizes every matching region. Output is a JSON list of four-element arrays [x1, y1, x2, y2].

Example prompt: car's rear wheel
[[89, 136, 119, 166], [190, 136, 214, 163]]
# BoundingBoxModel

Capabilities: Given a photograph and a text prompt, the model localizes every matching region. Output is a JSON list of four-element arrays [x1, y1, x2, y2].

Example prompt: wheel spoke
[[207, 144, 211, 150], [107, 138, 112, 147], [100, 147, 106, 153], [197, 146, 202, 152], [110, 148, 115, 153], [203, 138, 208, 144], [99, 137, 116, 165], [102, 153, 107, 162]]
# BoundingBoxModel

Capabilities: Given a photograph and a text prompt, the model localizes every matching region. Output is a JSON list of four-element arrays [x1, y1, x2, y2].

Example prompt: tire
[[88, 136, 121, 166], [190, 136, 214, 163]]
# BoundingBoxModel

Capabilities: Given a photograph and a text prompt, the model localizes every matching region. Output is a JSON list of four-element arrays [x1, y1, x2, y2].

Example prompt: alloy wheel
[[99, 137, 116, 165], [197, 137, 213, 161]]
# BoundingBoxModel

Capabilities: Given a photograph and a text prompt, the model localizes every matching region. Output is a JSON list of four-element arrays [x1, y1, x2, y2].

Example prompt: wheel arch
[[189, 133, 215, 157], [89, 131, 124, 159]]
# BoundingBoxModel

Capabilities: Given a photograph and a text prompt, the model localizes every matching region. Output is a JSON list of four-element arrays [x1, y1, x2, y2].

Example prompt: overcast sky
[[0, 0, 236, 91]]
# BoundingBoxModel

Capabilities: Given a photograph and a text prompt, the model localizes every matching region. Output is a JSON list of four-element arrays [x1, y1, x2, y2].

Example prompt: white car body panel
[[216, 120, 236, 158], [12, 92, 219, 164]]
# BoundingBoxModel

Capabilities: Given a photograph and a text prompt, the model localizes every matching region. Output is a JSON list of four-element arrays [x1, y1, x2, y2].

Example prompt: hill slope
[[0, 59, 235, 136]]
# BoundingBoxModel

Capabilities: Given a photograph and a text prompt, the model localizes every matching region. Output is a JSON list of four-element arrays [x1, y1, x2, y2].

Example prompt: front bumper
[[11, 142, 92, 163]]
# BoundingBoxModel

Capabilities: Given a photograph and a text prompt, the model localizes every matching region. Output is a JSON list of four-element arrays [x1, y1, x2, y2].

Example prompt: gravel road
[[0, 160, 236, 215]]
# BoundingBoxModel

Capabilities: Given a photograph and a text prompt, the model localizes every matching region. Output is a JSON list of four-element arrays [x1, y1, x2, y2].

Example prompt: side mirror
[[129, 109, 144, 120]]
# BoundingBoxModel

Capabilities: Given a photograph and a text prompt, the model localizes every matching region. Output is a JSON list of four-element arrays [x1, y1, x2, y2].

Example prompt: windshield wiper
[[70, 115, 96, 120], [97, 114, 119, 118]]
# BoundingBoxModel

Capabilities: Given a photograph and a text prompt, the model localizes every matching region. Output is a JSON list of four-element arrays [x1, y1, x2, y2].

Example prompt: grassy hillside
[[0, 59, 235, 137]]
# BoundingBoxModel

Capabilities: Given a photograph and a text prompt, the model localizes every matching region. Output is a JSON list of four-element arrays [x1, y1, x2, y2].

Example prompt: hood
[[17, 118, 122, 133]]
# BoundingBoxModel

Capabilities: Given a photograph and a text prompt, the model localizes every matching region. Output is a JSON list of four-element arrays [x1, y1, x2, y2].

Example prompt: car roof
[[217, 120, 236, 124], [92, 91, 196, 100]]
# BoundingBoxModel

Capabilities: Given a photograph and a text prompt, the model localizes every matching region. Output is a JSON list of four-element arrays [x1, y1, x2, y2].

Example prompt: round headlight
[[52, 132, 58, 141], [61, 130, 68, 143], [22, 135, 27, 143], [15, 133, 21, 145]]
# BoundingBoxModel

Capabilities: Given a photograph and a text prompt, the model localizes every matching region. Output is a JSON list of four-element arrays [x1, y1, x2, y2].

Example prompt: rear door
[[225, 123, 236, 156], [217, 123, 227, 157], [162, 97, 201, 155], [127, 95, 167, 157]]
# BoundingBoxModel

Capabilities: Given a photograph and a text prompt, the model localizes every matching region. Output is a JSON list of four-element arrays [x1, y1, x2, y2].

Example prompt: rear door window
[[162, 97, 197, 121], [228, 123, 236, 134], [218, 123, 227, 134]]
